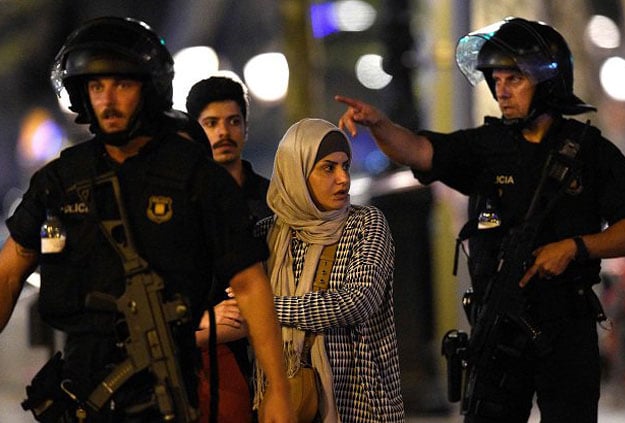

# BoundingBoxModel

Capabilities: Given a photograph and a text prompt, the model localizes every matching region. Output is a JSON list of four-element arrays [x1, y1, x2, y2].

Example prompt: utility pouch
[[22, 351, 75, 422]]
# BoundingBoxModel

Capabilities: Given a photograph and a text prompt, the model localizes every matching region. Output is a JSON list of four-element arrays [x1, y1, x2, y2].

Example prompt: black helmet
[[51, 16, 174, 124], [456, 17, 595, 116]]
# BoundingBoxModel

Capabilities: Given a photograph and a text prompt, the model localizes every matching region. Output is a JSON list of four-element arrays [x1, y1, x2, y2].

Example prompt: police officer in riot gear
[[337, 16, 625, 423], [0, 16, 294, 423], [460, 16, 597, 121], [52, 17, 171, 136]]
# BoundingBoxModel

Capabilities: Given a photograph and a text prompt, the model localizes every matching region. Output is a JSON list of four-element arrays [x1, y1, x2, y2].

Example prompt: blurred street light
[[355, 53, 392, 89], [172, 46, 219, 110], [244, 52, 290, 103], [586, 14, 620, 49], [600, 56, 625, 101]]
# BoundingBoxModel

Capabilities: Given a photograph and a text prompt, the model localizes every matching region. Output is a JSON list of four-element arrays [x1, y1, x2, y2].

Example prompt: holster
[[21, 351, 77, 423]]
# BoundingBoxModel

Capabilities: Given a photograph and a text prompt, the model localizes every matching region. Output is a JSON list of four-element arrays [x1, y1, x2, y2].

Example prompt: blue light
[[364, 150, 390, 175], [31, 119, 63, 162], [310, 2, 338, 38], [345, 130, 390, 175]]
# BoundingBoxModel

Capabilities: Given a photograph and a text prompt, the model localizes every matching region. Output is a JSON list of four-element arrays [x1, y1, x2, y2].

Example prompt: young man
[[0, 17, 293, 423], [186, 75, 272, 422], [186, 75, 271, 222], [337, 17, 625, 423]]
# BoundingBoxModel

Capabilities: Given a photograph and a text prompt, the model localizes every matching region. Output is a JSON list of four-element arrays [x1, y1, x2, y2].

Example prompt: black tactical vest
[[38, 133, 211, 334]]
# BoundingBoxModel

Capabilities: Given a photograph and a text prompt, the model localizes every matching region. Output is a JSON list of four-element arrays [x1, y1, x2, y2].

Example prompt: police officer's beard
[[93, 100, 154, 147]]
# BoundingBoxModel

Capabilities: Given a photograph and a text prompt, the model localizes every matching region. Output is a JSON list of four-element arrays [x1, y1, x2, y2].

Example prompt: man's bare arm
[[0, 237, 39, 332], [335, 94, 434, 172], [229, 262, 295, 423]]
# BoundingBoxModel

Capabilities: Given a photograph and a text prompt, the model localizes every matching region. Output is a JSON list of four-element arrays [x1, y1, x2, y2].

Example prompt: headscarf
[[256, 118, 351, 420]]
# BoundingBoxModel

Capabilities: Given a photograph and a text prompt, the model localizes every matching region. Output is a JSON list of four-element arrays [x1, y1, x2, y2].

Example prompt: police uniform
[[416, 116, 625, 422], [7, 127, 268, 420]]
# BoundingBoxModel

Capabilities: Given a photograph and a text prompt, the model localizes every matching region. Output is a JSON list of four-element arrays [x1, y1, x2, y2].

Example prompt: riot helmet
[[50, 16, 175, 143], [456, 17, 595, 117]]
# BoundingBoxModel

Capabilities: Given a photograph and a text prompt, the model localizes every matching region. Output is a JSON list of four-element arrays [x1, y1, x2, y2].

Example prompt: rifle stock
[[86, 271, 199, 422]]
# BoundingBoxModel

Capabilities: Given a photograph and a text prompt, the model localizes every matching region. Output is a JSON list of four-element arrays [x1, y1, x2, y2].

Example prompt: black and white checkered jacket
[[257, 204, 405, 422]]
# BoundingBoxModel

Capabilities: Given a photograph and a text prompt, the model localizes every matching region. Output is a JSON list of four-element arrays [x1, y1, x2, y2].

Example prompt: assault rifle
[[75, 173, 199, 422], [442, 125, 588, 416], [460, 218, 550, 415]]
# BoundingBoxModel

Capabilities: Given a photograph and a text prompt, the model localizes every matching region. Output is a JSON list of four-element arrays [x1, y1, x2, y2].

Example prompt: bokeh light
[[18, 108, 65, 167], [600, 56, 625, 101], [243, 53, 289, 102], [355, 54, 392, 89], [364, 150, 390, 174], [311, 0, 377, 38], [334, 0, 376, 32], [172, 46, 219, 110], [586, 15, 620, 49]]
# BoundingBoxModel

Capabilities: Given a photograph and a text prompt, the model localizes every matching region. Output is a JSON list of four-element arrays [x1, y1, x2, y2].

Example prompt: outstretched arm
[[335, 94, 434, 172], [0, 237, 39, 332], [229, 262, 295, 423]]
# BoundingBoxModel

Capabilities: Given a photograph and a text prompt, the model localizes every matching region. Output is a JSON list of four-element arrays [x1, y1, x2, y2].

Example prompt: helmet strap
[[500, 104, 545, 129]]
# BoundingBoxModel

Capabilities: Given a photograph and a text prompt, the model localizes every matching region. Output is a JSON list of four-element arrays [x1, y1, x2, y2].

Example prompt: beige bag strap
[[301, 243, 338, 364], [312, 243, 338, 291]]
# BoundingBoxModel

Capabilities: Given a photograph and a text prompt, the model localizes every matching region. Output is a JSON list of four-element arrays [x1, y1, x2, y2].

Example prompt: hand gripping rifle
[[442, 123, 589, 416], [74, 172, 199, 422]]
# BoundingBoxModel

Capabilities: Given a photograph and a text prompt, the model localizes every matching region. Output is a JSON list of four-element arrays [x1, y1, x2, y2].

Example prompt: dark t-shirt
[[240, 159, 271, 224]]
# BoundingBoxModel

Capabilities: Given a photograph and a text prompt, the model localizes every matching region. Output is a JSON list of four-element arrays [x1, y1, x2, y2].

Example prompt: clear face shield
[[50, 56, 67, 99], [456, 18, 561, 87]]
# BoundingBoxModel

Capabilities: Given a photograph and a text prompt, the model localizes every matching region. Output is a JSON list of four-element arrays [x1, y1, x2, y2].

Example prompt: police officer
[[0, 16, 294, 423], [336, 17, 625, 423]]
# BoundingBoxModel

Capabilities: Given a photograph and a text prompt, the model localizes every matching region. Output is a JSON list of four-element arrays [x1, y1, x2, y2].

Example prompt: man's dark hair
[[185, 76, 249, 121]]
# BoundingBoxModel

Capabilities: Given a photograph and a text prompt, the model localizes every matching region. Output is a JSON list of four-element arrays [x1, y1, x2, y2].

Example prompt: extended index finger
[[518, 265, 537, 288], [334, 94, 360, 109], [334, 95, 361, 136]]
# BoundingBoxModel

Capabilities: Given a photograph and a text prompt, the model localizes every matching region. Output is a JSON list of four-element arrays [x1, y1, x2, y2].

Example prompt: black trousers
[[463, 315, 600, 423]]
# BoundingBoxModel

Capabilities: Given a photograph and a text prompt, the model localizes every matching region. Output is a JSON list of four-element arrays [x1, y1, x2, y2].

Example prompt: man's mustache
[[212, 139, 237, 149], [101, 108, 124, 119]]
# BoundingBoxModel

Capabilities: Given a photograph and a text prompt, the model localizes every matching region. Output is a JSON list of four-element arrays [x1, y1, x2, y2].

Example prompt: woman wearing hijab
[[254, 118, 404, 422]]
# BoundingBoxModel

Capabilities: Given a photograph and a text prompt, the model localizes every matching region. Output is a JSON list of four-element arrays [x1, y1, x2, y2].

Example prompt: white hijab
[[259, 118, 351, 421]]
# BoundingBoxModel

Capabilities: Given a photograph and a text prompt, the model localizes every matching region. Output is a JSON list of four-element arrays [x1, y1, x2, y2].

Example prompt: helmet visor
[[50, 59, 65, 98], [456, 18, 560, 86]]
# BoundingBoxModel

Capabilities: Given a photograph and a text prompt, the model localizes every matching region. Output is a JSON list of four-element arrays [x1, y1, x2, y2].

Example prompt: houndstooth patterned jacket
[[256, 204, 404, 422]]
